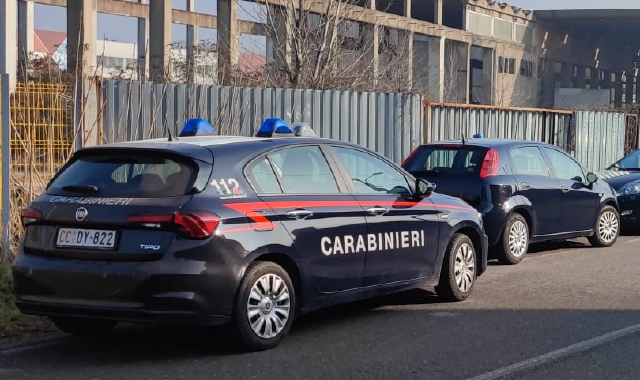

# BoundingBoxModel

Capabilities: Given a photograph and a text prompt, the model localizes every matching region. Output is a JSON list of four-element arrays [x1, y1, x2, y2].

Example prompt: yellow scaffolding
[[10, 82, 74, 183]]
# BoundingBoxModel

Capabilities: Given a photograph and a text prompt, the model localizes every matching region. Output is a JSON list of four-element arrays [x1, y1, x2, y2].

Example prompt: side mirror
[[415, 178, 436, 198], [586, 172, 598, 184]]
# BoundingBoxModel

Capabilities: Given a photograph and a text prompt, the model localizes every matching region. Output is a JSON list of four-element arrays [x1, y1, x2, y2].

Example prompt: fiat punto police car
[[12, 118, 488, 351]]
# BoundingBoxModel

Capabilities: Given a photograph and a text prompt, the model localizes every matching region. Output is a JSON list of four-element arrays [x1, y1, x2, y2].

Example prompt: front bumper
[[11, 252, 240, 326], [617, 194, 640, 225]]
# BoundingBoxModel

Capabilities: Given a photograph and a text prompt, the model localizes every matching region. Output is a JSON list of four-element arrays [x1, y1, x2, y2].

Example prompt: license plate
[[56, 228, 117, 249]]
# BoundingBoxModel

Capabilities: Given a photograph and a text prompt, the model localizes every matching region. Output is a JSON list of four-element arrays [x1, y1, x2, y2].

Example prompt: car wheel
[[232, 261, 296, 351], [50, 317, 117, 335], [496, 213, 529, 265], [435, 233, 477, 302], [588, 205, 620, 247]]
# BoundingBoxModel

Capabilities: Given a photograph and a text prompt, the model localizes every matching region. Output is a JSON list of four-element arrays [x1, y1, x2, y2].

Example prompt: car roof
[[424, 138, 553, 148]]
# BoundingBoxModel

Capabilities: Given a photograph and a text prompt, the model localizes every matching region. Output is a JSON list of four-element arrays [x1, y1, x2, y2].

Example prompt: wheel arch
[[452, 224, 485, 276], [250, 252, 304, 313], [509, 207, 533, 237]]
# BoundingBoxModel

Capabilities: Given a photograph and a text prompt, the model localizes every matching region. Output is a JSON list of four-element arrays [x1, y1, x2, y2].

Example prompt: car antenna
[[166, 124, 176, 141], [462, 134, 466, 145]]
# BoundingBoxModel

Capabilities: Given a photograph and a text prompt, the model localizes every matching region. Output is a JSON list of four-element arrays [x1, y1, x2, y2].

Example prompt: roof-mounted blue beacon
[[290, 122, 316, 137], [179, 118, 216, 137], [256, 118, 294, 138], [473, 133, 484, 139]]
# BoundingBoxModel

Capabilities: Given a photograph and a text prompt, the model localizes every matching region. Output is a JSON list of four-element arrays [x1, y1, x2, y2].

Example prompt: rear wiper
[[61, 184, 100, 194]]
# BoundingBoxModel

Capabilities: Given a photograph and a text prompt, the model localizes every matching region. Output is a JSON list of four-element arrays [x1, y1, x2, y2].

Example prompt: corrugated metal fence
[[426, 103, 575, 151], [101, 80, 423, 164], [425, 103, 627, 171], [574, 111, 626, 171]]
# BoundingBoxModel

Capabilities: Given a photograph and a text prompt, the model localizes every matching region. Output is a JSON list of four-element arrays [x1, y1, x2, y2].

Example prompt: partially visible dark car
[[599, 148, 640, 226], [402, 137, 620, 265]]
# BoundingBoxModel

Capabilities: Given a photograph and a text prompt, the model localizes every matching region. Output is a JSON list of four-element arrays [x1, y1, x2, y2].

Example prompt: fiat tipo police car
[[12, 118, 488, 351]]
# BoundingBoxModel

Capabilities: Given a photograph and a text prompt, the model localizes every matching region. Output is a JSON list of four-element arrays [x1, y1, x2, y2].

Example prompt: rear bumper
[[11, 250, 242, 325]]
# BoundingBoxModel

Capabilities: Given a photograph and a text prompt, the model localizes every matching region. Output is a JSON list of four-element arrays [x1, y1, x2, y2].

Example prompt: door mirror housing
[[586, 172, 598, 184], [415, 178, 436, 198]]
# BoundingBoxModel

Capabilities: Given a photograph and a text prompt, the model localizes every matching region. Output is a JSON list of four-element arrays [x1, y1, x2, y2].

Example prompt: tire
[[495, 213, 529, 265], [588, 205, 620, 247], [50, 317, 117, 335], [435, 233, 477, 302], [232, 261, 296, 351]]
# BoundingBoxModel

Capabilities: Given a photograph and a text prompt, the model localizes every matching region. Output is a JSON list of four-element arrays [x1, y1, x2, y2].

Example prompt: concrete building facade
[[3, 0, 640, 109]]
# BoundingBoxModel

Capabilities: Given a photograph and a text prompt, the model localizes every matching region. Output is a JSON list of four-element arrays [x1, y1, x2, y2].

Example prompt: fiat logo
[[75, 207, 88, 221]]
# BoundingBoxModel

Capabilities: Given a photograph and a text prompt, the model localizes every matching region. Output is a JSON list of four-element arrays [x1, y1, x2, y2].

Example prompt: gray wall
[[101, 80, 424, 164]]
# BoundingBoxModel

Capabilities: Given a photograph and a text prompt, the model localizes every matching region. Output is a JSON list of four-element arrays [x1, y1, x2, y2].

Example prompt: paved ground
[[1, 234, 640, 380]]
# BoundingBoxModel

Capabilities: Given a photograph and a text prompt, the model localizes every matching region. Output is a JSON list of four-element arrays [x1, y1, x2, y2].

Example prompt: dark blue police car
[[402, 137, 620, 265], [12, 118, 488, 351]]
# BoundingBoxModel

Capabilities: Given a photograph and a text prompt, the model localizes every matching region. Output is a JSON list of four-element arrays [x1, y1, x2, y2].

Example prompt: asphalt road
[[2, 234, 640, 380]]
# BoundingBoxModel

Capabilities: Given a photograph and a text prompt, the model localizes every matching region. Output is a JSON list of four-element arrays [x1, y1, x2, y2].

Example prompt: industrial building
[[2, 0, 639, 109]]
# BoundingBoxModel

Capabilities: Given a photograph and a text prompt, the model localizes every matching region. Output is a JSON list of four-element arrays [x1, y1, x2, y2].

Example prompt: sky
[[33, 0, 640, 52]]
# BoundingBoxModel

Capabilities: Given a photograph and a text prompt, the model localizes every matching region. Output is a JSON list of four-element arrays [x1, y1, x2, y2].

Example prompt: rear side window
[[403, 146, 488, 176], [509, 147, 550, 177], [47, 152, 197, 197]]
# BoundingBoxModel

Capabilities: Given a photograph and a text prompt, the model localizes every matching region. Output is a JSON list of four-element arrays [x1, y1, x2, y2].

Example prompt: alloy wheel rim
[[508, 220, 528, 258], [247, 273, 291, 339], [454, 242, 475, 293], [598, 211, 619, 243]]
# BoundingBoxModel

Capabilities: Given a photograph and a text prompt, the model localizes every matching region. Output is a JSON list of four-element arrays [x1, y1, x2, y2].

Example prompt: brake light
[[126, 211, 219, 239], [480, 148, 499, 178], [20, 207, 42, 226]]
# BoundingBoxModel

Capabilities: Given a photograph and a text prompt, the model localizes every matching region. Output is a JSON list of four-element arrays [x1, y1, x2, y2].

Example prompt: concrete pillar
[[574, 66, 586, 88], [600, 70, 611, 89], [362, 23, 379, 87], [589, 67, 600, 89], [614, 72, 623, 107], [149, 0, 171, 82], [137, 0, 149, 81], [186, 0, 198, 83], [560, 62, 572, 88], [434, 0, 442, 24], [400, 30, 414, 91], [625, 73, 634, 105], [481, 47, 494, 104], [427, 36, 445, 102], [267, 6, 292, 76], [17, 0, 34, 66], [0, 0, 18, 90], [462, 43, 471, 103], [67, 0, 98, 77], [404, 0, 411, 18], [217, 0, 239, 84]]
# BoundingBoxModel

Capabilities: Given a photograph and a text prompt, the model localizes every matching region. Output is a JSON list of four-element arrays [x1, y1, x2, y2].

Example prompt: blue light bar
[[473, 133, 484, 138], [179, 118, 216, 137], [256, 118, 294, 137]]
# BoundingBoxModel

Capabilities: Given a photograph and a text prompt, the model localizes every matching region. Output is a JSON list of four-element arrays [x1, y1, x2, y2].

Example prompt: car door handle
[[520, 182, 531, 190], [286, 209, 313, 219], [366, 207, 389, 216], [561, 186, 570, 193]]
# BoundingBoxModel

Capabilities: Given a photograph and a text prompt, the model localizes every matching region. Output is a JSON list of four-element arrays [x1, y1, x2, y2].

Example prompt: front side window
[[333, 146, 411, 195], [509, 147, 550, 177], [266, 146, 340, 194], [544, 147, 584, 182]]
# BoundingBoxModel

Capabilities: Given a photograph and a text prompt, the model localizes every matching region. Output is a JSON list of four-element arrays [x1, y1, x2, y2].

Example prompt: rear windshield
[[47, 152, 198, 197], [403, 146, 488, 176]]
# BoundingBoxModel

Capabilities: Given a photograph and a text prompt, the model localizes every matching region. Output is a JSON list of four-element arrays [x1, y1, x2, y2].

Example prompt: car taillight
[[20, 207, 42, 226], [480, 148, 499, 178], [402, 147, 420, 167], [126, 211, 219, 239]]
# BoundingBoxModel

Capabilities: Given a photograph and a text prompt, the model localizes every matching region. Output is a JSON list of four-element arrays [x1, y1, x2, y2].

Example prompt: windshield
[[47, 152, 198, 198], [611, 149, 640, 171], [403, 145, 489, 176]]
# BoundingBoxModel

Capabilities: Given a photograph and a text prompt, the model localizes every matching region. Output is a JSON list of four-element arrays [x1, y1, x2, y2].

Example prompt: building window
[[499, 56, 515, 75], [520, 60, 534, 77]]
